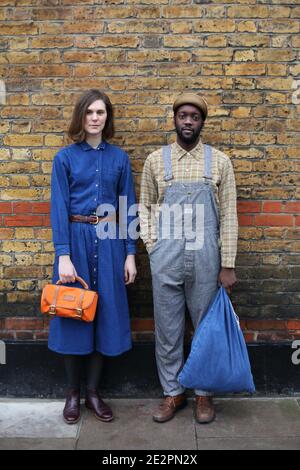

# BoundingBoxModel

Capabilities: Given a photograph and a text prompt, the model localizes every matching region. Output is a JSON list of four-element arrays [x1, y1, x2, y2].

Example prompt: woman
[[48, 90, 137, 424]]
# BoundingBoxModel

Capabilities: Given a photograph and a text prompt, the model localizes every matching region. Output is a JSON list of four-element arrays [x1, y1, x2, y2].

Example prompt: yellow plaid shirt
[[139, 139, 238, 268]]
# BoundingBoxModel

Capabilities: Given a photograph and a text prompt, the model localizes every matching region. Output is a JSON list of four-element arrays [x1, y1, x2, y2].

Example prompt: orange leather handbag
[[41, 276, 98, 322]]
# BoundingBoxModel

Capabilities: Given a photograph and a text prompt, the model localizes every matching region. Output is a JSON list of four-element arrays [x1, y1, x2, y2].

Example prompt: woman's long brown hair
[[68, 89, 114, 142]]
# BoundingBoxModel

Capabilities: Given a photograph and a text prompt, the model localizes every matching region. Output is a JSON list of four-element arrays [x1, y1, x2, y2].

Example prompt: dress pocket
[[102, 169, 121, 197]]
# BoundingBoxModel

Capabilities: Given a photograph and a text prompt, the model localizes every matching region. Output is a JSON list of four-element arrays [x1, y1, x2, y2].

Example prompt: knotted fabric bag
[[178, 287, 255, 393], [41, 276, 98, 323]]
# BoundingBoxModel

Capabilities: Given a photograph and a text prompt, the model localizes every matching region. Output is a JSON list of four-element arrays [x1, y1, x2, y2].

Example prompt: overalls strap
[[162, 145, 173, 182], [163, 143, 212, 182], [203, 144, 212, 181]]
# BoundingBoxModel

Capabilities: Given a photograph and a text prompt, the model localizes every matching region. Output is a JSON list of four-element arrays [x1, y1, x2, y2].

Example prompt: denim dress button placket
[[92, 149, 101, 290]]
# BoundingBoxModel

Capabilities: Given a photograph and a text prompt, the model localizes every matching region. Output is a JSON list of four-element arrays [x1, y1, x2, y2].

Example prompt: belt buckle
[[90, 215, 99, 225]]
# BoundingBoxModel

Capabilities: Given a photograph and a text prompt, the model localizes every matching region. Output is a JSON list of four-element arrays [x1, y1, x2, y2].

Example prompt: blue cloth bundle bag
[[178, 287, 255, 393]]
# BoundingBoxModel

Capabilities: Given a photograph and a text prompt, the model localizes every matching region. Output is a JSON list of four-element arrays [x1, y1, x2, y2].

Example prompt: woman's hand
[[124, 255, 137, 285], [58, 255, 77, 283]]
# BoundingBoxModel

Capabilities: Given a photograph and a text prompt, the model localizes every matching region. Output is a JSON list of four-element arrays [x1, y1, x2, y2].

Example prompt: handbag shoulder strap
[[49, 285, 60, 315]]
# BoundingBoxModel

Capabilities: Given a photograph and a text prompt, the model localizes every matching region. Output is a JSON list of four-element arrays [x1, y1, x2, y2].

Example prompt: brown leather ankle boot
[[63, 389, 80, 424], [85, 389, 113, 422]]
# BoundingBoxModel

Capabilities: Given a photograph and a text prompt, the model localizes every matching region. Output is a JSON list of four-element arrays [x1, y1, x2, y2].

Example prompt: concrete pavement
[[0, 397, 300, 450]]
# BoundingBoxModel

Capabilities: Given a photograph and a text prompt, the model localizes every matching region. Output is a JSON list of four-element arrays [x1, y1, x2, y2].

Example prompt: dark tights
[[64, 351, 104, 391]]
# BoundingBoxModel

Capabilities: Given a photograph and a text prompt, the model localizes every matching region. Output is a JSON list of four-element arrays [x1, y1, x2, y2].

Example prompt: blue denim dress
[[48, 141, 137, 356]]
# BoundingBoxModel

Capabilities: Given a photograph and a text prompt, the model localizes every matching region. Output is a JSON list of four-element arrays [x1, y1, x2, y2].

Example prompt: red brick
[[295, 216, 300, 226], [131, 318, 154, 331], [0, 332, 16, 340], [246, 320, 287, 330], [12, 202, 33, 214], [15, 331, 34, 340], [35, 331, 49, 340], [254, 215, 294, 227], [272, 332, 293, 341], [4, 215, 44, 227], [237, 201, 261, 213], [283, 201, 300, 213], [43, 317, 51, 328], [287, 320, 300, 330], [256, 332, 274, 342], [256, 332, 293, 342], [4, 318, 21, 329], [243, 332, 255, 342], [32, 202, 50, 214], [4, 317, 44, 330], [0, 202, 12, 214], [42, 215, 51, 226], [238, 215, 253, 226], [262, 201, 282, 213], [133, 332, 155, 342]]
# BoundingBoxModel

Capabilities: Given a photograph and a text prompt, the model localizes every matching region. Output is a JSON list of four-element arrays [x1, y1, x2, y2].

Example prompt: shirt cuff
[[145, 240, 155, 254], [126, 245, 136, 255], [55, 244, 70, 257], [221, 256, 236, 268]]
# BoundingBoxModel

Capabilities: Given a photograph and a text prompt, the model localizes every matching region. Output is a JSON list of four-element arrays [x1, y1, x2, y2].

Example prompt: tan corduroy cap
[[173, 93, 208, 120]]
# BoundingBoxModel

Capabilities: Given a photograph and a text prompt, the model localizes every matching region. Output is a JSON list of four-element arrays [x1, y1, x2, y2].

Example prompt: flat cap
[[173, 93, 208, 120]]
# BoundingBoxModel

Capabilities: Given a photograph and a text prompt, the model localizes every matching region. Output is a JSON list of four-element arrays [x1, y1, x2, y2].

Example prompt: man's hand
[[218, 267, 237, 293]]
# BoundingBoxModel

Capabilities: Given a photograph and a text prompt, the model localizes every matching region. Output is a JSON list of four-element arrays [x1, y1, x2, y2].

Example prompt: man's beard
[[175, 123, 204, 145]]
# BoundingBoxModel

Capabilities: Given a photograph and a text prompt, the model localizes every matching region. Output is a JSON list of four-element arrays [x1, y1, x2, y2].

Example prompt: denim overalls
[[149, 144, 221, 396]]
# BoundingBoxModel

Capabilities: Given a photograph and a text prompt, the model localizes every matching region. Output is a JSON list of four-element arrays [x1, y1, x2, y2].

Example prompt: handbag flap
[[42, 284, 97, 310]]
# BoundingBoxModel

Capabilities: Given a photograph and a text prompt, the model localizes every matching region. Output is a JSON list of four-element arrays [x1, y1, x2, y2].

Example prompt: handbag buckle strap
[[49, 305, 56, 315], [74, 308, 83, 319], [48, 306, 83, 319]]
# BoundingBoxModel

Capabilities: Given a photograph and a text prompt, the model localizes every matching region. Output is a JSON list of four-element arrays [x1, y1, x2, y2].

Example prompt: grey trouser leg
[[150, 241, 186, 396]]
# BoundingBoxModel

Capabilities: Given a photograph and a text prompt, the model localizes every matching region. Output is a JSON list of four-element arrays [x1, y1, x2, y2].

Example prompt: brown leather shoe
[[85, 389, 113, 422], [153, 394, 187, 423], [195, 396, 215, 424], [63, 389, 80, 425]]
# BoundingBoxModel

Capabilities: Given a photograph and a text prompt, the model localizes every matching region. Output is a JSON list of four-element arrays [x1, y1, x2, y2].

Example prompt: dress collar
[[79, 140, 106, 151]]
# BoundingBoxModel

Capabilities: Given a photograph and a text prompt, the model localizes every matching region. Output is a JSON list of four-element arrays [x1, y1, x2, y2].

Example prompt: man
[[139, 93, 238, 424]]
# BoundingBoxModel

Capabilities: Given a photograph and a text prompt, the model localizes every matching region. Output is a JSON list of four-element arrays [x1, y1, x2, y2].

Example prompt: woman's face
[[83, 99, 107, 138]]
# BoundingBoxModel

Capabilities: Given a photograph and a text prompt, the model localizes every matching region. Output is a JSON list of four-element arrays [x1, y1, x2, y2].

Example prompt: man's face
[[174, 104, 204, 145]]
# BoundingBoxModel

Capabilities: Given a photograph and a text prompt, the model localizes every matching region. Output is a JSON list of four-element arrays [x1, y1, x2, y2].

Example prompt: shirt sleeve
[[118, 152, 137, 255], [218, 157, 238, 268], [50, 150, 71, 257], [139, 155, 158, 253]]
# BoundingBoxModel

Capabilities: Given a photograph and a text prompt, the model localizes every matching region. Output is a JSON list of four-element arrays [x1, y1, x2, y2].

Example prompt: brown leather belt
[[69, 214, 118, 225]]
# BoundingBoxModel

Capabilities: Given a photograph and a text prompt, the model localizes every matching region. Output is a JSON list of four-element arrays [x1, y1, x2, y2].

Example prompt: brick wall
[[0, 0, 300, 343]]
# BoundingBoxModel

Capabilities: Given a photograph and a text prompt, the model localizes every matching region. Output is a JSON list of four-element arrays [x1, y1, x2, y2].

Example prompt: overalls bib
[[150, 144, 221, 396]]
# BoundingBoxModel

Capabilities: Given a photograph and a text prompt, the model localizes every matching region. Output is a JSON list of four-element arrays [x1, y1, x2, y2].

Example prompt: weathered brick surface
[[0, 1, 300, 341]]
